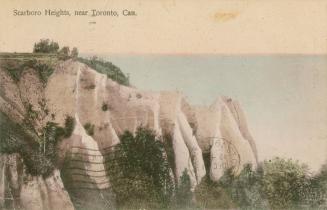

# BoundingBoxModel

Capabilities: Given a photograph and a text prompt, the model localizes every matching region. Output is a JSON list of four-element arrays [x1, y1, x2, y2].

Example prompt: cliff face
[[0, 154, 74, 210], [0, 59, 257, 209]]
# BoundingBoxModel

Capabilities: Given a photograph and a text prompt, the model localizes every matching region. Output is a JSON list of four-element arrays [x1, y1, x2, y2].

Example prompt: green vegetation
[[105, 127, 327, 209], [162, 133, 176, 180], [107, 127, 174, 209], [78, 56, 130, 86], [307, 164, 327, 207], [71, 47, 79, 59], [101, 102, 109, 111], [58, 46, 70, 56], [195, 159, 327, 210], [26, 103, 39, 121], [58, 46, 71, 60], [0, 58, 55, 84], [63, 116, 75, 138], [33, 39, 78, 60], [1, 39, 129, 86], [33, 39, 59, 53], [0, 112, 75, 177], [83, 123, 95, 136], [258, 158, 309, 209], [175, 169, 193, 208], [195, 176, 235, 209], [0, 52, 58, 60], [217, 164, 267, 209], [34, 61, 54, 83]]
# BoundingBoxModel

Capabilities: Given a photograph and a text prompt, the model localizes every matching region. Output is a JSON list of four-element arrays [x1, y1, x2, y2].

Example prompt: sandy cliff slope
[[0, 59, 258, 209], [0, 154, 74, 210]]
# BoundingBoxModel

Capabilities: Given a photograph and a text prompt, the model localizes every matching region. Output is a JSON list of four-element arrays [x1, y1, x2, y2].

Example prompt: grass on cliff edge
[[0, 53, 57, 84], [77, 56, 130, 86], [0, 53, 130, 86]]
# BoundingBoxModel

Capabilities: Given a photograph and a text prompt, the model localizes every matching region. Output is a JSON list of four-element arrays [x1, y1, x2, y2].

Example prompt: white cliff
[[0, 59, 258, 209], [44, 60, 257, 185], [0, 154, 74, 210]]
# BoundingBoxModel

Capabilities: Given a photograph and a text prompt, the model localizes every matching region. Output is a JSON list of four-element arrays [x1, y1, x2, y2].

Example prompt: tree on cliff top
[[33, 39, 59, 53], [71, 47, 79, 59]]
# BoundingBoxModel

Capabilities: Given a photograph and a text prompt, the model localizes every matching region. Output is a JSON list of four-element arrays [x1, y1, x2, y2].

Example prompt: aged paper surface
[[0, 0, 327, 209]]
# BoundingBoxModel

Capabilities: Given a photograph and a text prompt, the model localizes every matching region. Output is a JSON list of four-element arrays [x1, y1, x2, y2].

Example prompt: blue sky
[[85, 54, 327, 171]]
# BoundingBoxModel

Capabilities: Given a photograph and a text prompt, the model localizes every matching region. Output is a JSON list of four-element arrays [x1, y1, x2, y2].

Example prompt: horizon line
[[1, 51, 327, 57]]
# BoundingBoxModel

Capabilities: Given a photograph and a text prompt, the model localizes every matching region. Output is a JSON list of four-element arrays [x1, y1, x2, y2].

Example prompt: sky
[[1, 0, 327, 171]]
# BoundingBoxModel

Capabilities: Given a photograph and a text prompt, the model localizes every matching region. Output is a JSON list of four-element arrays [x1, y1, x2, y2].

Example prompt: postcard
[[1, 0, 327, 209]]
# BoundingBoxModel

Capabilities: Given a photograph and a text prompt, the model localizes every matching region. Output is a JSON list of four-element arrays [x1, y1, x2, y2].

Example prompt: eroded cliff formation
[[0, 154, 74, 210], [0, 59, 258, 209]]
